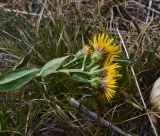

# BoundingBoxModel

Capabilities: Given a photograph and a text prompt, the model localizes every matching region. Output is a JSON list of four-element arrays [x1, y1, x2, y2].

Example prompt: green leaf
[[38, 56, 69, 77], [59, 69, 85, 74], [59, 69, 89, 79], [13, 54, 31, 70], [71, 74, 90, 83], [0, 68, 40, 91], [115, 59, 135, 64]]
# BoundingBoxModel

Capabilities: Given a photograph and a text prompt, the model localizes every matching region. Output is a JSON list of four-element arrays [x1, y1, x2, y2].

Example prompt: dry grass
[[0, 0, 160, 136]]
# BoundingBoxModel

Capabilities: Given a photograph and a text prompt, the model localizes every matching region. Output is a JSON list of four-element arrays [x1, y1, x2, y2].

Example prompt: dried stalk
[[69, 98, 131, 136], [117, 28, 158, 136]]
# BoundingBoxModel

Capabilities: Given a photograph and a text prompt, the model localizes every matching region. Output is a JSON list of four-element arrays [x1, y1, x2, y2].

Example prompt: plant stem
[[63, 58, 77, 68], [81, 52, 88, 70], [69, 98, 131, 136]]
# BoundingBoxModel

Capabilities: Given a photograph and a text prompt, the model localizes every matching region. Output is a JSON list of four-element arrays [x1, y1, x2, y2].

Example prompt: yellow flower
[[101, 63, 121, 101], [89, 34, 120, 62], [85, 33, 122, 101]]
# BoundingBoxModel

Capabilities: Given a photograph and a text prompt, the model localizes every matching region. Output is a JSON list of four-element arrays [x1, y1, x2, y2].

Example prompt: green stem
[[87, 61, 95, 70], [63, 58, 77, 68], [41, 78, 52, 108], [59, 69, 89, 76], [81, 52, 88, 70]]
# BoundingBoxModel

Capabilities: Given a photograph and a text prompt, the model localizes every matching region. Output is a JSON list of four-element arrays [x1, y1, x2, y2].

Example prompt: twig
[[133, 1, 160, 15], [35, 0, 47, 34], [146, 0, 153, 23], [1, 1, 160, 17], [0, 29, 46, 63], [117, 28, 158, 136], [69, 98, 131, 136], [0, 8, 47, 18]]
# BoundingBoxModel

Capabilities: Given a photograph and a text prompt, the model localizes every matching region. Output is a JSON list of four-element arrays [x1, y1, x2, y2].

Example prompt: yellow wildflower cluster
[[88, 34, 121, 101]]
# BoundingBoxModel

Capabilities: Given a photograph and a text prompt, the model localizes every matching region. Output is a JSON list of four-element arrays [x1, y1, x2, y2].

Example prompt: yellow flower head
[[84, 33, 122, 101], [89, 34, 120, 62], [101, 63, 121, 101]]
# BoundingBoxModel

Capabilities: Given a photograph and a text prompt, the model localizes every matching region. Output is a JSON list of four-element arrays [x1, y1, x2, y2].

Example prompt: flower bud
[[91, 51, 103, 64], [90, 77, 101, 88], [75, 50, 86, 60]]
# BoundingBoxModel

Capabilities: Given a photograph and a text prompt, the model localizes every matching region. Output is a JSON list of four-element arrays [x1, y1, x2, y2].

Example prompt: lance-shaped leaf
[[71, 74, 90, 83], [0, 68, 40, 91], [115, 58, 135, 64], [13, 54, 31, 70], [38, 56, 69, 77]]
